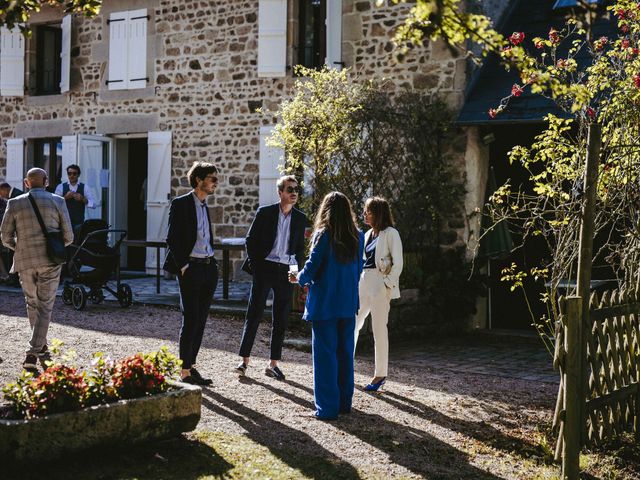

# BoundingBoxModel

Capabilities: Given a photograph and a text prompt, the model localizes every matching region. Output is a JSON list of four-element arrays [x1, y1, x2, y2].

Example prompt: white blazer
[[363, 226, 403, 299]]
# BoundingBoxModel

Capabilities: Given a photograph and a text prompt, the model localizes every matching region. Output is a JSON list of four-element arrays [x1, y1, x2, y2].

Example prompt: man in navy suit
[[0, 182, 23, 199], [163, 162, 219, 386], [0, 182, 23, 286], [235, 175, 307, 380]]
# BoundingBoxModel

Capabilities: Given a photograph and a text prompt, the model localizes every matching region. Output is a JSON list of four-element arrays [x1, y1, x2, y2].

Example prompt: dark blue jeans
[[177, 260, 218, 369], [239, 261, 293, 360]]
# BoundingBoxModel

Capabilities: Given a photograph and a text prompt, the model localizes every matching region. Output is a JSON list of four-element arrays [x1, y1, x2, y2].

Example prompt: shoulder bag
[[28, 193, 67, 264]]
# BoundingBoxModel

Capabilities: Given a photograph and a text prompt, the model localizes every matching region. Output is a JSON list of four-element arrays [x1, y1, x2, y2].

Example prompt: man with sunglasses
[[164, 162, 220, 386], [54, 164, 95, 231], [236, 175, 307, 380]]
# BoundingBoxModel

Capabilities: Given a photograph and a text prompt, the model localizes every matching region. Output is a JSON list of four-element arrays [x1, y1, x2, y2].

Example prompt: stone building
[[0, 0, 521, 327]]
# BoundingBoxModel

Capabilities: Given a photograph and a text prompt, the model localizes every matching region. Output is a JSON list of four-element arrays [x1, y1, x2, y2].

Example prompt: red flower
[[633, 48, 640, 56], [556, 59, 568, 69], [548, 28, 560, 45], [617, 8, 627, 19], [634, 74, 640, 88], [534, 39, 545, 49], [511, 84, 524, 97], [488, 108, 498, 119], [586, 107, 596, 120], [622, 24, 630, 33], [509, 32, 525, 45], [594, 36, 608, 51], [622, 38, 631, 49]]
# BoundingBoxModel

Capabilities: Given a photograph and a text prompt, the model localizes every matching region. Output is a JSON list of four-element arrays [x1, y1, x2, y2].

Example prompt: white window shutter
[[5, 138, 24, 190], [108, 11, 129, 90], [146, 131, 172, 271], [326, 0, 343, 70], [61, 135, 77, 174], [257, 0, 287, 77], [259, 126, 283, 206], [127, 9, 148, 89], [60, 15, 72, 93], [0, 27, 25, 96]]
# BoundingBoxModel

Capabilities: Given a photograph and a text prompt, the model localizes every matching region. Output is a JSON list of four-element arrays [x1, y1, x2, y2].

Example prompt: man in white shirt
[[54, 164, 95, 230]]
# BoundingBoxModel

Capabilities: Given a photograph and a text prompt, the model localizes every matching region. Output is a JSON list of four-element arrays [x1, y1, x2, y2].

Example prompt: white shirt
[[54, 182, 95, 208], [265, 206, 293, 265]]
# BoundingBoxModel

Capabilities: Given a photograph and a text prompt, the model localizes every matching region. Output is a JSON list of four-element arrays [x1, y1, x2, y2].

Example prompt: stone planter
[[0, 380, 201, 463]]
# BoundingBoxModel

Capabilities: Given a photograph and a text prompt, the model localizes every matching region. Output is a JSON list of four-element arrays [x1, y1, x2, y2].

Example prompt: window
[[30, 138, 62, 192], [298, 0, 326, 69], [35, 25, 62, 95]]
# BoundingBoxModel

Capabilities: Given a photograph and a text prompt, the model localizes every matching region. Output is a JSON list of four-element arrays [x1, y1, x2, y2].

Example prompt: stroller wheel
[[89, 290, 105, 304], [118, 283, 133, 308], [72, 286, 87, 311], [62, 287, 73, 305]]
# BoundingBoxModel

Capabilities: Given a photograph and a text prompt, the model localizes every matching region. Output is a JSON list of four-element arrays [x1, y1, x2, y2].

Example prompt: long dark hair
[[312, 191, 360, 263], [365, 196, 394, 231]]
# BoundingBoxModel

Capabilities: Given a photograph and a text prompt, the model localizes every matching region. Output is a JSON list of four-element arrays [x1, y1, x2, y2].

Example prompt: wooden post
[[576, 123, 601, 444], [563, 296, 583, 480]]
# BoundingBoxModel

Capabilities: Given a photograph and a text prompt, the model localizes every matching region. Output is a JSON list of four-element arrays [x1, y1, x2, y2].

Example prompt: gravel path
[[0, 292, 560, 479]]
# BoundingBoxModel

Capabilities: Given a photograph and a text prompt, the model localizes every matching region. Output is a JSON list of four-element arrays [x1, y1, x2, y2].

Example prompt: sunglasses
[[285, 186, 300, 194]]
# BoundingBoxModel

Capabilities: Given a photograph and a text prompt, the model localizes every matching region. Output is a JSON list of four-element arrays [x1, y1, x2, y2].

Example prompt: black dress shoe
[[190, 367, 213, 386], [265, 365, 286, 380]]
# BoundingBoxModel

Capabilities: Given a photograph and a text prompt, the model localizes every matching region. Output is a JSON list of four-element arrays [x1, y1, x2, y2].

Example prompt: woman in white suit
[[354, 197, 403, 391]]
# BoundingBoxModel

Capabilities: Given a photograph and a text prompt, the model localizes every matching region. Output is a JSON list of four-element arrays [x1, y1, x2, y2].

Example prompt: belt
[[189, 256, 216, 264], [264, 260, 291, 271]]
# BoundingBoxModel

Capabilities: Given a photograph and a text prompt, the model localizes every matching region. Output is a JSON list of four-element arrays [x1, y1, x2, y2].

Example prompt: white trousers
[[355, 269, 391, 377]]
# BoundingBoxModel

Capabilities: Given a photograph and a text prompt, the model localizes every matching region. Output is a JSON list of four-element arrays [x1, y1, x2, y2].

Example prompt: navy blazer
[[241, 203, 307, 274], [297, 230, 365, 322], [163, 193, 215, 275]]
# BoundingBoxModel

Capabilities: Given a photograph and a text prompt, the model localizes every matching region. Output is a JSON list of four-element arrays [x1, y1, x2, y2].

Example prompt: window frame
[[34, 24, 62, 96], [297, 0, 327, 70]]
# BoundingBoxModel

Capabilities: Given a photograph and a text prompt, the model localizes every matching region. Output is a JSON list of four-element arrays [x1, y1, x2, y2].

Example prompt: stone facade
[[0, 0, 478, 276]]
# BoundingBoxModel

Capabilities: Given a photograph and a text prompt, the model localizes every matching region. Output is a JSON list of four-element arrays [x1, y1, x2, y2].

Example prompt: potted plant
[[0, 343, 201, 462]]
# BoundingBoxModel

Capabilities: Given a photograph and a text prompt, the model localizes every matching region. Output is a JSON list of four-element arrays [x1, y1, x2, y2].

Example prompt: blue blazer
[[297, 230, 364, 322]]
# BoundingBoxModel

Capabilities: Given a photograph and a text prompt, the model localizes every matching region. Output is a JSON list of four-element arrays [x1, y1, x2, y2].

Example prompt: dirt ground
[[0, 292, 595, 479]]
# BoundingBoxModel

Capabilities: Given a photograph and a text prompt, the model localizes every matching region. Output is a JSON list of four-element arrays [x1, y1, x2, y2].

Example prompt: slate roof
[[456, 0, 617, 125]]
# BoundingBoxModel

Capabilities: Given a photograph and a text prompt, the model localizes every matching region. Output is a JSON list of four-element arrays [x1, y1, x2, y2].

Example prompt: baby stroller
[[62, 219, 132, 311]]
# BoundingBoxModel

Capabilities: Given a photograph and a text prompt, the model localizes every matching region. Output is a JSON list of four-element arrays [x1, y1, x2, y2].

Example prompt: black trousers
[[177, 260, 218, 369], [239, 261, 293, 360]]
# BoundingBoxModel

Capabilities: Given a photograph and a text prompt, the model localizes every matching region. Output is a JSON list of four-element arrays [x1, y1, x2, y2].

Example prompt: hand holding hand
[[64, 191, 74, 200]]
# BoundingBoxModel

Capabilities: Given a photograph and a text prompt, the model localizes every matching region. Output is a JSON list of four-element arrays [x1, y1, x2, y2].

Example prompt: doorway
[[488, 124, 549, 330], [114, 137, 148, 270]]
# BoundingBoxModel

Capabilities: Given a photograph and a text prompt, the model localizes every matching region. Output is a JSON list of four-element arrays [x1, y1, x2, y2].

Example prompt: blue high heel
[[364, 378, 386, 392]]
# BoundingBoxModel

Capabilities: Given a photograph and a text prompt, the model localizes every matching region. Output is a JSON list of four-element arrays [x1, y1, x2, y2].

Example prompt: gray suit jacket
[[0, 188, 74, 272]]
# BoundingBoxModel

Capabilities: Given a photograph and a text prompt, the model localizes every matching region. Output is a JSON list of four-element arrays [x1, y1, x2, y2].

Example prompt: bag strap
[[27, 193, 49, 238]]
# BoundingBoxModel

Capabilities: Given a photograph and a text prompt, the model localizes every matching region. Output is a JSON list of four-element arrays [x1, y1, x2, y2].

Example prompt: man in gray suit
[[0, 168, 73, 373]]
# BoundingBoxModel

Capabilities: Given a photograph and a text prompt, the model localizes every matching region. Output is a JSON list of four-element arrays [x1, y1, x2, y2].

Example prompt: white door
[[77, 135, 113, 223], [146, 131, 172, 272]]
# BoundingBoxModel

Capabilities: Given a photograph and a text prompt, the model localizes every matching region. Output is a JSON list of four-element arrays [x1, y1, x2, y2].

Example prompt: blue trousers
[[311, 317, 355, 419]]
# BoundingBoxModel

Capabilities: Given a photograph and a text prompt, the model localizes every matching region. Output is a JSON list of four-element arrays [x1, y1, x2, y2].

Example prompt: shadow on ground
[[205, 381, 502, 479], [4, 435, 233, 480]]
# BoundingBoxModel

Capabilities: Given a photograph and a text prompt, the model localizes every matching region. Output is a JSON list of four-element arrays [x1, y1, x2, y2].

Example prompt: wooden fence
[[553, 290, 640, 478]]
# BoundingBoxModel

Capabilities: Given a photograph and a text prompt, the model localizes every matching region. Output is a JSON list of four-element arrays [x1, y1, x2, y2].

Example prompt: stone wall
[[0, 0, 472, 276]]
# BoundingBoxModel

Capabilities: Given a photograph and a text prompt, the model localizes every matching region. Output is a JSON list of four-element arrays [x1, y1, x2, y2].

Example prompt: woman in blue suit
[[289, 192, 364, 420]]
